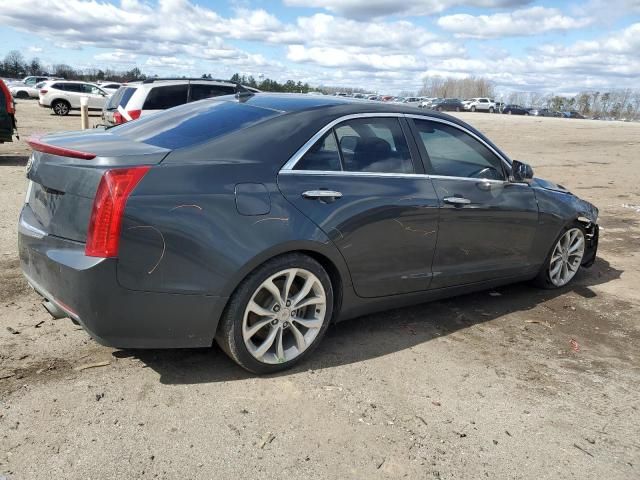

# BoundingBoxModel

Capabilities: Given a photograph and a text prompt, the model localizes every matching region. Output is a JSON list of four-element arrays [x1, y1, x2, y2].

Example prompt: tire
[[437, 106, 443, 112], [507, 110, 512, 115], [52, 100, 70, 116], [489, 107, 495, 113], [471, 106, 476, 112], [525, 112, 529, 116], [532, 224, 586, 289], [216, 253, 334, 374], [16, 91, 29, 99]]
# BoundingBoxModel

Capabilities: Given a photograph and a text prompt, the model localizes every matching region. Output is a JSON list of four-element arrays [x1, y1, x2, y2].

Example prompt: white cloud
[[283, 0, 533, 19], [94, 50, 138, 64], [437, 6, 593, 38]]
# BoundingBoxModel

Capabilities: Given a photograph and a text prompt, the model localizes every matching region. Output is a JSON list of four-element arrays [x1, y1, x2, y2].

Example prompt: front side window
[[413, 120, 505, 180], [143, 84, 189, 110]]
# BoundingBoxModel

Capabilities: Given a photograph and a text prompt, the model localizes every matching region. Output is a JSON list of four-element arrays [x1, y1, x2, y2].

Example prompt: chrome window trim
[[279, 112, 514, 182], [279, 170, 430, 179]]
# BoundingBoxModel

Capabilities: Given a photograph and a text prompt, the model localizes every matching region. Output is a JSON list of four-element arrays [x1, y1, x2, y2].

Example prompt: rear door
[[278, 115, 440, 298], [409, 117, 539, 288]]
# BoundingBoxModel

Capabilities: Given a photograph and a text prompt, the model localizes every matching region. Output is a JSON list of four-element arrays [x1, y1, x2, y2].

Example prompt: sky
[[0, 0, 638, 94]]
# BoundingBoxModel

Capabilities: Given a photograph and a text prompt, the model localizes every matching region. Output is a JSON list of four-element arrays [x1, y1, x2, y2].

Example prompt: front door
[[278, 116, 440, 298], [410, 118, 539, 288]]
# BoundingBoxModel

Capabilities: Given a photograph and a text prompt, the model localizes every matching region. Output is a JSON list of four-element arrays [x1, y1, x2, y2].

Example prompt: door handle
[[443, 196, 471, 205], [302, 190, 343, 200]]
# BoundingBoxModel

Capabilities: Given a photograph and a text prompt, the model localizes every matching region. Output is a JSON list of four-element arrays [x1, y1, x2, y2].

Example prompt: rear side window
[[190, 84, 235, 101], [112, 100, 278, 149], [295, 117, 414, 174], [107, 86, 137, 110], [143, 85, 189, 110], [63, 83, 83, 92]]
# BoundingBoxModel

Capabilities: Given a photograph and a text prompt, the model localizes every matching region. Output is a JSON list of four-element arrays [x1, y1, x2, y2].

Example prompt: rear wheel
[[216, 254, 333, 374], [471, 106, 476, 112], [52, 100, 70, 116], [533, 226, 585, 289], [489, 107, 495, 113], [16, 91, 29, 99]]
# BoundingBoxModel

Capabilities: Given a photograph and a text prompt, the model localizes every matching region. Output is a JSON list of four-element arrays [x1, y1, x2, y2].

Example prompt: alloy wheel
[[242, 268, 326, 364], [548, 228, 585, 287], [53, 102, 69, 115]]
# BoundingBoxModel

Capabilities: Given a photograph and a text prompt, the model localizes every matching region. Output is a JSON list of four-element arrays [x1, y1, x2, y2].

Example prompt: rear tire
[[16, 91, 29, 99], [216, 253, 334, 374], [532, 224, 586, 289], [489, 107, 495, 113], [52, 100, 70, 116], [471, 106, 476, 112]]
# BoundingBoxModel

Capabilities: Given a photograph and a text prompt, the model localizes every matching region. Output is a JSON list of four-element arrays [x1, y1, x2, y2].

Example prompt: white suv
[[464, 97, 496, 113], [39, 80, 110, 115], [102, 78, 259, 125]]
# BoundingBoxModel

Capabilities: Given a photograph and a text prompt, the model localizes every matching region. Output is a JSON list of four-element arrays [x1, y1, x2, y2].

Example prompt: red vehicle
[[0, 79, 16, 143]]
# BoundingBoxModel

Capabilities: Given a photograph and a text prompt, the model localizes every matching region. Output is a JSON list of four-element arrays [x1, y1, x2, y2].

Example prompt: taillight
[[113, 111, 124, 124], [128, 109, 141, 120], [40, 89, 48, 94], [85, 167, 150, 258], [27, 137, 96, 159], [113, 109, 141, 125]]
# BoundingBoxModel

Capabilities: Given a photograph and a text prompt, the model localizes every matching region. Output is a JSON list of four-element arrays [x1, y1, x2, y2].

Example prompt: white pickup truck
[[464, 97, 496, 113]]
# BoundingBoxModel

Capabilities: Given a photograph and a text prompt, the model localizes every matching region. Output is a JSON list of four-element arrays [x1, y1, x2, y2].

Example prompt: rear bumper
[[19, 207, 227, 348]]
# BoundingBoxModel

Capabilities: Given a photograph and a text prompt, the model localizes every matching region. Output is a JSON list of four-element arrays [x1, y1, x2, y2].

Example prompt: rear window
[[111, 100, 278, 149], [106, 86, 137, 110], [190, 83, 235, 101], [143, 84, 189, 110]]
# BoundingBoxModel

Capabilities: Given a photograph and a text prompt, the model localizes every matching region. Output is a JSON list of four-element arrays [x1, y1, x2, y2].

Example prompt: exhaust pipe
[[42, 300, 66, 320]]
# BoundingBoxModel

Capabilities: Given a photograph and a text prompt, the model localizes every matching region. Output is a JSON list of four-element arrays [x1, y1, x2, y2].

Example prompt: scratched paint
[[127, 225, 166, 274]]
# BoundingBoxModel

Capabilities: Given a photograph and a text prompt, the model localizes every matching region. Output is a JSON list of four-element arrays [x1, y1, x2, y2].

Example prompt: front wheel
[[489, 107, 495, 113], [533, 226, 585, 289], [216, 254, 333, 374], [471, 106, 476, 112]]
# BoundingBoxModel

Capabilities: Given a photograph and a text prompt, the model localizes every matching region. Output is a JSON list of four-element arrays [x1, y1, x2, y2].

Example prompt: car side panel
[[116, 163, 352, 298]]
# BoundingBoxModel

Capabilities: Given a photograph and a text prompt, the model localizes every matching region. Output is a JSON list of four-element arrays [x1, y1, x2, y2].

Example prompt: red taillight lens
[[85, 167, 150, 258], [113, 111, 124, 125], [40, 89, 48, 94], [128, 109, 141, 120]]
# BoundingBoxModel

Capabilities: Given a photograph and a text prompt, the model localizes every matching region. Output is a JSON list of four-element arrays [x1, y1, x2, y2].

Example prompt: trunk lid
[[25, 130, 169, 242]]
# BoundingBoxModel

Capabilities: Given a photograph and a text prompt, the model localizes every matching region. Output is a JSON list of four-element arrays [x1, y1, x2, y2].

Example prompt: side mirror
[[511, 160, 534, 183]]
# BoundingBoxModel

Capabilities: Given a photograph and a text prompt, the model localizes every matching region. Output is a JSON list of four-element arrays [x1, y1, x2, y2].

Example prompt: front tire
[[216, 253, 333, 374], [471, 106, 476, 112], [533, 225, 586, 289], [489, 107, 495, 113], [52, 100, 70, 116]]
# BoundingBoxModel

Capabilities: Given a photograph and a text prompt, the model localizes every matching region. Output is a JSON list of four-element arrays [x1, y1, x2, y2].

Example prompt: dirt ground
[[1, 100, 639, 480]]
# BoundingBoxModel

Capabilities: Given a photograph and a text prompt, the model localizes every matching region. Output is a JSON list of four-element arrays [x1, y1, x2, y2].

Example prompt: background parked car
[[431, 98, 465, 112], [102, 78, 259, 125], [39, 80, 110, 115], [464, 97, 496, 112], [0, 79, 16, 142], [9, 76, 60, 99], [562, 110, 585, 119], [98, 82, 123, 94], [402, 97, 422, 106], [502, 104, 530, 115], [529, 108, 561, 117]]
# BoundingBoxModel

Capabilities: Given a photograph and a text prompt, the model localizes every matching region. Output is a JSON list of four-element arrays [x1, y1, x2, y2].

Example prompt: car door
[[82, 84, 105, 109], [408, 117, 539, 288], [278, 115, 440, 298]]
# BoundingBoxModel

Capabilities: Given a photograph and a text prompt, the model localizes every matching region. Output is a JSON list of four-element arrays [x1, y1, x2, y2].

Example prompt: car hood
[[531, 177, 571, 194]]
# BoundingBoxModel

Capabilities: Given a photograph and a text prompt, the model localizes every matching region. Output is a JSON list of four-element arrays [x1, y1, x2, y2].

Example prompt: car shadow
[[0, 155, 28, 166], [120, 257, 622, 384]]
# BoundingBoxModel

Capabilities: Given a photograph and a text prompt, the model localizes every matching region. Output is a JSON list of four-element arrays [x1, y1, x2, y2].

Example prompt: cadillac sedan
[[19, 94, 599, 373]]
